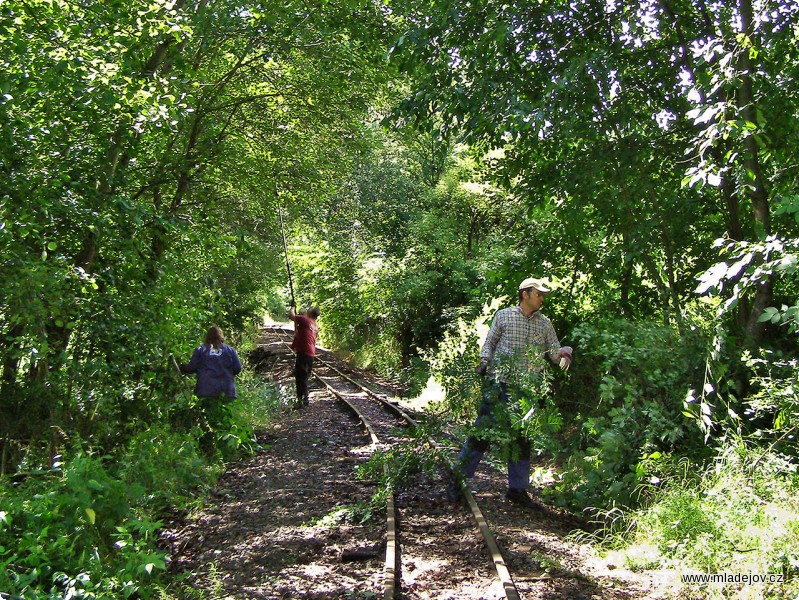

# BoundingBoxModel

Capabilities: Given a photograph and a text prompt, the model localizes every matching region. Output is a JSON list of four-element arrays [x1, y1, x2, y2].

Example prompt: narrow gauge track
[[265, 326, 521, 600]]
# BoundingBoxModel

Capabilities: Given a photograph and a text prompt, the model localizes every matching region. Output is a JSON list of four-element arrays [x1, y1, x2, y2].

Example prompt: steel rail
[[310, 349, 520, 600], [264, 325, 521, 600], [312, 354, 419, 428], [268, 326, 398, 600], [308, 371, 398, 600]]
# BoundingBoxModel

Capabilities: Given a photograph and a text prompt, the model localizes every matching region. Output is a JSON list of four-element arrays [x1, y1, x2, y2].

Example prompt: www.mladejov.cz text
[[682, 573, 785, 585]]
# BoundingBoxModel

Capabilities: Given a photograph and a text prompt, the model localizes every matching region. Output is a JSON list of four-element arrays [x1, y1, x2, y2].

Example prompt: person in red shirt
[[289, 309, 306, 353], [288, 302, 320, 408]]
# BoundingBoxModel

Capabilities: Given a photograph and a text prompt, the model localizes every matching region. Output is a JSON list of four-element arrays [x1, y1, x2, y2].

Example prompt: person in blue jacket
[[179, 326, 242, 451], [181, 326, 242, 399]]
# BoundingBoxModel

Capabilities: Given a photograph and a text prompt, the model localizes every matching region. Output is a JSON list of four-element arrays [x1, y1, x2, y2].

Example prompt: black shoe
[[505, 488, 543, 509]]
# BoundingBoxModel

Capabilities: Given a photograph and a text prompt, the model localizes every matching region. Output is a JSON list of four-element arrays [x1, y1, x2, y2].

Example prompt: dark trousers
[[454, 381, 532, 490], [294, 353, 314, 404]]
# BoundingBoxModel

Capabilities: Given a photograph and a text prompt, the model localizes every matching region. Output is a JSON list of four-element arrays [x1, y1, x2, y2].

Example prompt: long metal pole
[[278, 204, 296, 305]]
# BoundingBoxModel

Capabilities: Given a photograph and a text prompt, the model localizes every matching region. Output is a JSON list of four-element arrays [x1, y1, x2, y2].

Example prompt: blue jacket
[[183, 344, 242, 398]]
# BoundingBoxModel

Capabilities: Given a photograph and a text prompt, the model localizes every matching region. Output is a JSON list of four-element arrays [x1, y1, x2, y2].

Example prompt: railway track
[[166, 326, 647, 600], [265, 325, 522, 600]]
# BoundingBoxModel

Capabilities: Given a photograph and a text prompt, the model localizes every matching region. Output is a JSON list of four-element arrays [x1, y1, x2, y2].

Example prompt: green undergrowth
[[588, 442, 799, 599], [420, 309, 799, 598], [0, 373, 283, 599]]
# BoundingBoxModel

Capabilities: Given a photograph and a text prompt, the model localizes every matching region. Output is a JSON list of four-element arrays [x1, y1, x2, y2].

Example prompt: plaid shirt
[[480, 305, 561, 383]]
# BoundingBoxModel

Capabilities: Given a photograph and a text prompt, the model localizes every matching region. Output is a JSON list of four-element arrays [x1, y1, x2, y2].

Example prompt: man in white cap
[[448, 276, 572, 508]]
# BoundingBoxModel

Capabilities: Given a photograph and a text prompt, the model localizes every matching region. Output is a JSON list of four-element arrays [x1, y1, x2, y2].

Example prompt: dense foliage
[[0, 0, 391, 467], [2, 0, 799, 597], [291, 0, 799, 594]]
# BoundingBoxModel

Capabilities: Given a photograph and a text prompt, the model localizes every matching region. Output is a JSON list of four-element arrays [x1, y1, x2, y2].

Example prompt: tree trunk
[[737, 0, 773, 343]]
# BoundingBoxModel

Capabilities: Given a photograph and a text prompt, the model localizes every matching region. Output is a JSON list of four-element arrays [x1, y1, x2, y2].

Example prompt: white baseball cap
[[518, 277, 551, 293]]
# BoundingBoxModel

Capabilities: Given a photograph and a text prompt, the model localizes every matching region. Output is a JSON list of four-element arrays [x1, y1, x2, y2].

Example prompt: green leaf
[[758, 307, 779, 323], [142, 558, 166, 575]]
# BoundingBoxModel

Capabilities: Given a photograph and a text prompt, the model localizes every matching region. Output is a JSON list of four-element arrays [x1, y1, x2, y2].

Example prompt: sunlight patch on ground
[[349, 444, 378, 456], [401, 555, 450, 583], [292, 567, 366, 596], [400, 553, 504, 600], [598, 543, 681, 598], [298, 564, 334, 578], [406, 375, 446, 410], [455, 581, 505, 600], [263, 314, 291, 328], [531, 465, 560, 486]]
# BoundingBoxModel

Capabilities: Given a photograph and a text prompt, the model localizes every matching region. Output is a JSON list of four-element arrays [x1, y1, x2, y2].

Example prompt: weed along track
[[162, 325, 662, 600]]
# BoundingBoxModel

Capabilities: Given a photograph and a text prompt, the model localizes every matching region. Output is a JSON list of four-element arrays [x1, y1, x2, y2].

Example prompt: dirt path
[[159, 338, 678, 599]]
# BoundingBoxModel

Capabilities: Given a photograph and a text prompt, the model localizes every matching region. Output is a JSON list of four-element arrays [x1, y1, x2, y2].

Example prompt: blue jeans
[[453, 381, 532, 490]]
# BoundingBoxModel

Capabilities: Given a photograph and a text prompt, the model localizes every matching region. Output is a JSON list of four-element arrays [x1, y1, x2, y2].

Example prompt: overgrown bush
[[233, 370, 292, 432], [120, 425, 212, 514], [0, 365, 285, 599], [617, 441, 799, 599], [549, 319, 710, 509], [424, 314, 484, 422], [0, 451, 169, 598], [428, 314, 712, 510], [685, 347, 799, 455]]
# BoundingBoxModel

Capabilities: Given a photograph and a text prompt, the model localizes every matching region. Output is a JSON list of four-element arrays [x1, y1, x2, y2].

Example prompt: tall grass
[[603, 441, 799, 599]]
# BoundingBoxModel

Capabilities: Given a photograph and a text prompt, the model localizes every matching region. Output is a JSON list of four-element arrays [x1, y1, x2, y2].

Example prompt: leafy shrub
[[0, 452, 168, 598], [226, 370, 287, 435], [120, 425, 211, 513], [735, 350, 797, 453], [424, 317, 484, 422], [0, 371, 285, 599], [426, 309, 716, 512], [551, 319, 709, 509]]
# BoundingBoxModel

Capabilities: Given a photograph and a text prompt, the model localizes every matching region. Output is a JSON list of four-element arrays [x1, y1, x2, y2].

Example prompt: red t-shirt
[[290, 314, 319, 357]]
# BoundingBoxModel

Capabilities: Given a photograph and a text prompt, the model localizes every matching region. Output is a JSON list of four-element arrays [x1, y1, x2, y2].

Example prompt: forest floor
[[158, 329, 685, 599]]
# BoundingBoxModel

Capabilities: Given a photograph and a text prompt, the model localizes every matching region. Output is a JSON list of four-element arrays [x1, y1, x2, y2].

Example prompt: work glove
[[556, 346, 573, 370], [475, 359, 489, 376]]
